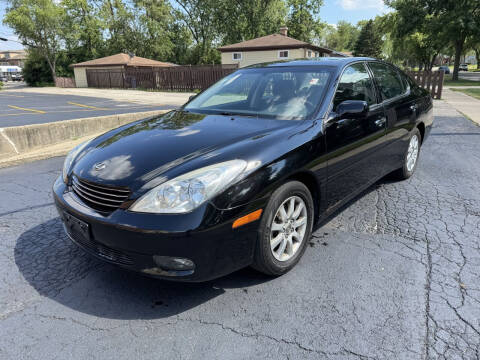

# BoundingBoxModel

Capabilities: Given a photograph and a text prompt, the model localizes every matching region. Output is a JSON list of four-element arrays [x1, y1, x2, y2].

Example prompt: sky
[[0, 0, 389, 52]]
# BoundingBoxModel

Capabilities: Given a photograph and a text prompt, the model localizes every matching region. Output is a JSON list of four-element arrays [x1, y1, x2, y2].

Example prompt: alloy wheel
[[406, 134, 419, 172], [270, 196, 307, 262]]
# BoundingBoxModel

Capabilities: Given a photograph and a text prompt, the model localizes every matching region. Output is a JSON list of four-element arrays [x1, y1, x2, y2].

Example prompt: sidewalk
[[5, 86, 193, 107], [441, 88, 480, 126]]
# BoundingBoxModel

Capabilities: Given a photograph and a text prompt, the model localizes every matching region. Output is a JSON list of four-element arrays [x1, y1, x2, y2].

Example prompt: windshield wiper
[[218, 111, 258, 118]]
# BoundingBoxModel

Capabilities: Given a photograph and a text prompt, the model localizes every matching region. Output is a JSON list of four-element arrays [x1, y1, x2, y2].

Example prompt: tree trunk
[[429, 54, 438, 71], [452, 38, 465, 81], [475, 49, 480, 70]]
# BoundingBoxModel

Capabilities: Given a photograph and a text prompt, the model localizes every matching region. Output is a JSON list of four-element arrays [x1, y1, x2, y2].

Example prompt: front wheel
[[252, 181, 314, 276], [392, 128, 421, 180]]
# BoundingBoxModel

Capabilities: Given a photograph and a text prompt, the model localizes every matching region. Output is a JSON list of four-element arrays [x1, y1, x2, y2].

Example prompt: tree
[[62, 0, 106, 61], [134, 0, 175, 60], [465, 36, 480, 70], [22, 49, 54, 86], [99, 0, 143, 56], [325, 21, 359, 52], [216, 0, 287, 45], [173, 0, 219, 64], [386, 0, 480, 80], [286, 0, 324, 43], [353, 20, 383, 58], [4, 0, 65, 81]]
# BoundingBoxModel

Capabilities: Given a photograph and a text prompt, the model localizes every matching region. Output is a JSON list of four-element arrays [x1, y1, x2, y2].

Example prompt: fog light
[[153, 256, 195, 271]]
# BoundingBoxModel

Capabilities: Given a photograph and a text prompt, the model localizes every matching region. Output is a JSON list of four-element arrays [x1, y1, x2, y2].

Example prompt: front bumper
[[53, 176, 263, 282]]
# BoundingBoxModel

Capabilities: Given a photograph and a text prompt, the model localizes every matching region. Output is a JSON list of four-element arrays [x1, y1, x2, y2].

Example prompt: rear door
[[367, 62, 417, 173], [324, 62, 387, 211]]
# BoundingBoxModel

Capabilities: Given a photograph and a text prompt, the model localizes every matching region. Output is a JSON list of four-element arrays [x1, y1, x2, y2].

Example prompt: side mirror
[[335, 100, 369, 119]]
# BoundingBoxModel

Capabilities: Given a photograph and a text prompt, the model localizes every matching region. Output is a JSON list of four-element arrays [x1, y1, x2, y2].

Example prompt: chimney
[[279, 26, 288, 36]]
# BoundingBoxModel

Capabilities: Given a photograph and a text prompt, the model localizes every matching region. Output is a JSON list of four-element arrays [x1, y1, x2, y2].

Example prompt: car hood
[[72, 110, 298, 189]]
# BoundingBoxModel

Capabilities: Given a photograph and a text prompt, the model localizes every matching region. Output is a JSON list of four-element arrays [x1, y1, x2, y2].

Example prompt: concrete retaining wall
[[0, 110, 167, 160]]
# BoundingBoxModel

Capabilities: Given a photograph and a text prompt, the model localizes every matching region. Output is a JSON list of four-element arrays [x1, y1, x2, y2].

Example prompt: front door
[[324, 62, 387, 211]]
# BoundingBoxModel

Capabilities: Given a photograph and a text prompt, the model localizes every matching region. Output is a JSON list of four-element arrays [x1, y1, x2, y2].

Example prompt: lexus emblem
[[93, 162, 106, 171]]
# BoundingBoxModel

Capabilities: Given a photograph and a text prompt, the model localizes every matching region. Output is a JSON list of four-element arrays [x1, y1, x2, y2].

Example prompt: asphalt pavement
[[0, 101, 479, 359], [0, 90, 176, 127]]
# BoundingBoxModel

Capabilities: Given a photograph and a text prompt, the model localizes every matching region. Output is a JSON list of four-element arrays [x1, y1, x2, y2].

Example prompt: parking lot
[[0, 90, 178, 127], [0, 100, 479, 359]]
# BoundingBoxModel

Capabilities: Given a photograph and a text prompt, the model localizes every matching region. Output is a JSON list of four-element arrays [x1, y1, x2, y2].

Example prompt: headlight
[[62, 140, 92, 183], [130, 160, 247, 214]]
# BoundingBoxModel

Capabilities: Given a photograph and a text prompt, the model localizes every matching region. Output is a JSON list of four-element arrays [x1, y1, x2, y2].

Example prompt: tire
[[392, 128, 421, 180], [252, 181, 314, 276]]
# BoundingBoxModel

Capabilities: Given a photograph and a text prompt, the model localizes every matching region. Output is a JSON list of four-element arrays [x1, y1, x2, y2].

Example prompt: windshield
[[184, 67, 332, 120]]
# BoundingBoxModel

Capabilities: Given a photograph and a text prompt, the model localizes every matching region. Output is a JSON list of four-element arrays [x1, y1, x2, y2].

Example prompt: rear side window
[[333, 63, 377, 111], [368, 62, 405, 101]]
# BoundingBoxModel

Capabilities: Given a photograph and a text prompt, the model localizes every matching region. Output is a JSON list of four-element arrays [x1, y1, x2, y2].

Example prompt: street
[[0, 89, 176, 127], [0, 100, 479, 359]]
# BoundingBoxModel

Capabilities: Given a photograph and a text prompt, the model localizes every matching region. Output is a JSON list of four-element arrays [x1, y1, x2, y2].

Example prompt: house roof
[[217, 34, 333, 54], [71, 53, 175, 68]]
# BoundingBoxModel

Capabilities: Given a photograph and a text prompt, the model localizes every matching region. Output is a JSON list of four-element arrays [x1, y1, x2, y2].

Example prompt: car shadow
[[14, 217, 272, 320], [15, 176, 396, 320]]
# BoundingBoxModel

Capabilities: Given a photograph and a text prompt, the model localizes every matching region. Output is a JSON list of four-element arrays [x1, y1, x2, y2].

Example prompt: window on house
[[307, 50, 312, 58], [278, 50, 289, 59], [232, 52, 242, 60]]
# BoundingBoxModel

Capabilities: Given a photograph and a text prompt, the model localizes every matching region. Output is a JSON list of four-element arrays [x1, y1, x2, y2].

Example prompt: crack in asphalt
[[0, 202, 54, 218], [1, 105, 479, 359]]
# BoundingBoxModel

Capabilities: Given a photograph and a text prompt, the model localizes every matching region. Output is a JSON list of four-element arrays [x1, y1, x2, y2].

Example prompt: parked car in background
[[11, 74, 23, 81], [438, 66, 450, 74], [0, 75, 8, 82], [459, 64, 469, 71], [54, 57, 433, 282]]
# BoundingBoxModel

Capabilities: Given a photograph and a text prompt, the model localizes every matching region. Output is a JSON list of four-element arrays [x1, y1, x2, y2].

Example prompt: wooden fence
[[86, 64, 239, 91], [55, 77, 76, 88], [406, 70, 444, 99]]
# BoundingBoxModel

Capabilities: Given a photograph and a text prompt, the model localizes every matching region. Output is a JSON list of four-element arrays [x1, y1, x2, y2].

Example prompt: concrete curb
[[0, 110, 167, 167]]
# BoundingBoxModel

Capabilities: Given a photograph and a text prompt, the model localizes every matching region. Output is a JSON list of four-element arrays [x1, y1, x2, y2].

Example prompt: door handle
[[375, 117, 386, 127], [336, 119, 348, 128]]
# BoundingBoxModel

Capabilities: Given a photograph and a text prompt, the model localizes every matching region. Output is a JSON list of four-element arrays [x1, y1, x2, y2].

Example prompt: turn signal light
[[232, 209, 263, 229]]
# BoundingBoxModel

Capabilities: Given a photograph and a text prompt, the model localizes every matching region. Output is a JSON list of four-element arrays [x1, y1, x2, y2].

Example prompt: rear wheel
[[252, 181, 313, 276], [392, 128, 421, 180]]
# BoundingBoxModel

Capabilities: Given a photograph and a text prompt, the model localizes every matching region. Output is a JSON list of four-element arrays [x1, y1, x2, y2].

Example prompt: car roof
[[245, 57, 377, 69]]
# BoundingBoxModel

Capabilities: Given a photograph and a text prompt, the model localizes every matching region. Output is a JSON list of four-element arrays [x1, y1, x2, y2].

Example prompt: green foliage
[[325, 21, 359, 52], [386, 0, 480, 79], [22, 49, 54, 86], [0, 81, 3, 90], [353, 20, 383, 58], [216, 0, 287, 45], [286, 0, 325, 43], [4, 0, 65, 79]]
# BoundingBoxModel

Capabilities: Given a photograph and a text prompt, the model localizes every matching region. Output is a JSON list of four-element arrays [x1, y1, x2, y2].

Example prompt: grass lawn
[[444, 74, 480, 86], [450, 88, 480, 100]]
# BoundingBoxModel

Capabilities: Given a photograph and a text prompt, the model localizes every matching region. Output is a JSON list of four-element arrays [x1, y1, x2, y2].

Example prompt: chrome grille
[[72, 176, 130, 212]]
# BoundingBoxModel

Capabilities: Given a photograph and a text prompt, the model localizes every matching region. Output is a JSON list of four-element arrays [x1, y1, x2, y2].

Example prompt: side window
[[368, 62, 405, 101], [333, 63, 377, 111]]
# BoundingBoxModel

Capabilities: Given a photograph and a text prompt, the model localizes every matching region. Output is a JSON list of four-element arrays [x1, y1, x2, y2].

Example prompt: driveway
[[0, 91, 178, 127], [0, 101, 479, 359]]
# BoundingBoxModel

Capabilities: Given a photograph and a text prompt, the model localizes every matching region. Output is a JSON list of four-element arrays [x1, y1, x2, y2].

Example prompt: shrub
[[22, 50, 54, 86]]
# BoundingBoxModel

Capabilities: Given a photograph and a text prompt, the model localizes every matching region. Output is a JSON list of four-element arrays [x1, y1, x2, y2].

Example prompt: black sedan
[[54, 57, 433, 281]]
